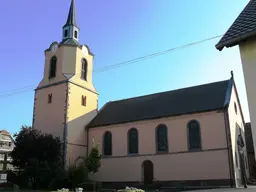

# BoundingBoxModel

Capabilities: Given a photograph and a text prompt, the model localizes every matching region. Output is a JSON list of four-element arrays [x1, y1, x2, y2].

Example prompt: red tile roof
[[0, 130, 11, 136]]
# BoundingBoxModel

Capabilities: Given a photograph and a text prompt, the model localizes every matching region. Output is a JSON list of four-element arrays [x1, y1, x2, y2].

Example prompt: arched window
[[187, 120, 201, 150], [81, 59, 88, 81], [128, 128, 138, 154], [49, 56, 57, 78], [103, 131, 112, 156], [156, 124, 168, 152]]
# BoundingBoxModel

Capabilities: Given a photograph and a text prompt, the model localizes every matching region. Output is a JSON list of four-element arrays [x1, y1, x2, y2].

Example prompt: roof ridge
[[110, 79, 230, 104]]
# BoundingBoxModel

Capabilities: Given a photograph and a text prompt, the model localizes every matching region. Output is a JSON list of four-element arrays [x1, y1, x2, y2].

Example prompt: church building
[[33, 0, 251, 189]]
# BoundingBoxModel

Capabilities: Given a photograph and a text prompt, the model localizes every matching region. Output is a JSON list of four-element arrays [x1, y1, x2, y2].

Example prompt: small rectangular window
[[81, 95, 86, 106], [48, 94, 52, 104]]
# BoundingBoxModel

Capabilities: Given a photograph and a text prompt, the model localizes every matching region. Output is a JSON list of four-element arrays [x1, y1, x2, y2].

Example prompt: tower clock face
[[51, 44, 58, 53]]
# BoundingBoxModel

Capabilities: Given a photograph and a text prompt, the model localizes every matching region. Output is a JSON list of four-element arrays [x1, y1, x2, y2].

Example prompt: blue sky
[[0, 0, 250, 135]]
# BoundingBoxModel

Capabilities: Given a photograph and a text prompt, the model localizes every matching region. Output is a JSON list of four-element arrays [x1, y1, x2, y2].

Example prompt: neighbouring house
[[0, 130, 15, 183], [32, 0, 251, 189], [245, 122, 256, 178], [216, 0, 256, 162]]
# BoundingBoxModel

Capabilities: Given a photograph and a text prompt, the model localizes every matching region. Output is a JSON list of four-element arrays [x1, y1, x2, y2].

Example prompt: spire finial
[[231, 70, 234, 79]]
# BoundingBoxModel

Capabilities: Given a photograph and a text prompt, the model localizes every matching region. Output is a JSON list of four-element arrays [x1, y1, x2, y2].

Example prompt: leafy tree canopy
[[9, 125, 63, 189]]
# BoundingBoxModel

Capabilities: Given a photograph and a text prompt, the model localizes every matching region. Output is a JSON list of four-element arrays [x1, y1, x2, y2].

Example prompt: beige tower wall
[[66, 82, 98, 164], [33, 42, 98, 166], [33, 83, 67, 141], [39, 44, 67, 87], [239, 37, 256, 161]]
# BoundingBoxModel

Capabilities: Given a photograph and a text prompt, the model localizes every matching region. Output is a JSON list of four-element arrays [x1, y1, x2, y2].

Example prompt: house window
[[81, 95, 86, 106], [128, 128, 138, 154], [48, 94, 52, 104], [64, 29, 68, 37], [234, 102, 237, 114], [49, 56, 57, 78], [187, 120, 201, 151], [103, 131, 112, 156], [8, 142, 11, 147], [156, 124, 168, 152], [81, 59, 88, 81], [74, 30, 78, 38]]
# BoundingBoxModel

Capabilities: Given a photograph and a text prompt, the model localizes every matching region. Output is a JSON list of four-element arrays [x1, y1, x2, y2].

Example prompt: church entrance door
[[142, 160, 154, 185]]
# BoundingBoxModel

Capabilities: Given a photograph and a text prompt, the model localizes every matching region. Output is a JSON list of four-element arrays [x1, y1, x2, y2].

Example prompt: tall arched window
[[187, 120, 201, 150], [156, 124, 168, 152], [103, 131, 112, 156], [81, 59, 88, 81], [128, 128, 138, 154], [49, 56, 57, 78]]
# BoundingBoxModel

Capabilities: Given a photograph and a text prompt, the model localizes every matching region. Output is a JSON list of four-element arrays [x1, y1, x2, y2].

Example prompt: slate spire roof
[[216, 0, 256, 51], [87, 78, 233, 128], [63, 0, 79, 28]]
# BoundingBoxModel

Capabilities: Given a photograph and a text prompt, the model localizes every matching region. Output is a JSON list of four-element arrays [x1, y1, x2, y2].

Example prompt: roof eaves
[[216, 31, 256, 51]]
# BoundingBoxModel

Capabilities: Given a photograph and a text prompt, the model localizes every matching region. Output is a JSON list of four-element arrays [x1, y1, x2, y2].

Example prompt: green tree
[[67, 160, 88, 189], [9, 125, 62, 189], [85, 146, 101, 173]]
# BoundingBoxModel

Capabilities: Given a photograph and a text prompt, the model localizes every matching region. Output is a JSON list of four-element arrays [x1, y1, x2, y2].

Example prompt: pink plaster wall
[[88, 110, 230, 182]]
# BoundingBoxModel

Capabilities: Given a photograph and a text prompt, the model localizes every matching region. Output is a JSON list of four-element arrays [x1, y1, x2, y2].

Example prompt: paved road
[[185, 185, 256, 192]]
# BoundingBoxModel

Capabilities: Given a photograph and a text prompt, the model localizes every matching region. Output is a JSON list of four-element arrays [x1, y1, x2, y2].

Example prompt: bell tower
[[33, 0, 98, 167]]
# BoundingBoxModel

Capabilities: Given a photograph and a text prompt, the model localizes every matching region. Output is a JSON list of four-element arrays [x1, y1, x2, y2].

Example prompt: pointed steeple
[[62, 0, 80, 44], [63, 0, 78, 28]]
